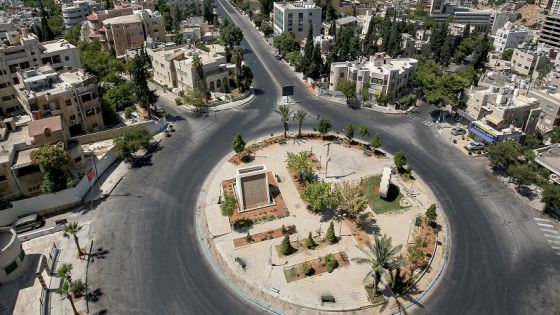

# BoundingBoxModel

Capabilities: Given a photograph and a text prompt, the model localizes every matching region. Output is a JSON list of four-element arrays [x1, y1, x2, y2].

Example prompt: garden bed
[[274, 235, 330, 257], [365, 286, 387, 305], [362, 175, 407, 214], [283, 252, 350, 283], [233, 225, 297, 248]]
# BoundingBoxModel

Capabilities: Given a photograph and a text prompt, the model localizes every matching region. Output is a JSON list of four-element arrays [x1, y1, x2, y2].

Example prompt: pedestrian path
[[534, 217, 560, 256], [407, 114, 435, 126]]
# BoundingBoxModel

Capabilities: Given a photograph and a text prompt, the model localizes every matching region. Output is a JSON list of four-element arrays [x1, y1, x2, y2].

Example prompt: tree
[[425, 204, 437, 226], [394, 150, 407, 171], [157, 0, 173, 31], [293, 109, 307, 138], [330, 26, 359, 62], [64, 24, 81, 45], [286, 151, 313, 182], [57, 281, 79, 315], [236, 65, 253, 92], [536, 63, 553, 87], [172, 4, 182, 32], [471, 33, 491, 70], [286, 51, 303, 68], [326, 221, 337, 244], [501, 49, 514, 61], [63, 222, 83, 257], [508, 164, 540, 189], [231, 46, 245, 75], [407, 238, 426, 279], [462, 23, 471, 39], [114, 126, 152, 162], [303, 261, 314, 275], [280, 235, 294, 255], [220, 18, 243, 56], [548, 126, 560, 143], [352, 234, 406, 293], [220, 193, 238, 216], [259, 0, 273, 16], [333, 181, 368, 216], [56, 263, 73, 284], [105, 0, 113, 9], [204, 0, 215, 23], [70, 279, 86, 298], [184, 88, 206, 111], [306, 43, 324, 80], [358, 125, 369, 138], [362, 83, 372, 104], [336, 80, 356, 101], [362, 14, 377, 56], [103, 82, 135, 111], [370, 134, 381, 152], [542, 184, 560, 214], [306, 232, 317, 249], [302, 181, 339, 212], [191, 55, 207, 93], [317, 118, 332, 136], [273, 32, 298, 55], [131, 52, 158, 113], [486, 142, 521, 170], [232, 133, 246, 154], [302, 25, 315, 77], [345, 123, 354, 141], [260, 21, 274, 37], [325, 253, 339, 272], [31, 144, 69, 170], [275, 104, 293, 137]]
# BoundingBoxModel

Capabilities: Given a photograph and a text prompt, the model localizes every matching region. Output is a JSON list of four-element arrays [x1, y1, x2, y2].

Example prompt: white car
[[464, 142, 485, 151]]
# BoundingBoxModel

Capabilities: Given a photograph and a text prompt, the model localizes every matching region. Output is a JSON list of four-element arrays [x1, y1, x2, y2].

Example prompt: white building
[[329, 53, 418, 100], [0, 227, 26, 283], [62, 0, 98, 28], [273, 1, 322, 41], [493, 22, 528, 53]]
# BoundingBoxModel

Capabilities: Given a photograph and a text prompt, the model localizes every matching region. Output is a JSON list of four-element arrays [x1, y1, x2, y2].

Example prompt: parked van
[[11, 214, 44, 233]]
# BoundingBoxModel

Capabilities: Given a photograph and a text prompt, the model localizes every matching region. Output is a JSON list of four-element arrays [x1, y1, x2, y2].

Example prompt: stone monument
[[379, 167, 392, 199], [235, 164, 271, 211]]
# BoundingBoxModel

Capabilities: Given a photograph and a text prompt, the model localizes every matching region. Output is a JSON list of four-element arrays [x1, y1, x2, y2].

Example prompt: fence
[[0, 118, 167, 226]]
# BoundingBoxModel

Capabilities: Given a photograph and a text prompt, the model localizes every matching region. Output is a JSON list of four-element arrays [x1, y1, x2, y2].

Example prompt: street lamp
[[337, 213, 347, 238]]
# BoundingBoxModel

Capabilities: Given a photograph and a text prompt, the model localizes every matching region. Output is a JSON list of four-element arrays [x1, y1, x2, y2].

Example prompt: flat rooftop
[[41, 39, 76, 53], [535, 144, 560, 176], [0, 125, 30, 164], [0, 228, 15, 251]]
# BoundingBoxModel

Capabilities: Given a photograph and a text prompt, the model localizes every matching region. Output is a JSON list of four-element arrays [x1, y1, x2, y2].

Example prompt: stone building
[[0, 227, 26, 283], [273, 1, 322, 42]]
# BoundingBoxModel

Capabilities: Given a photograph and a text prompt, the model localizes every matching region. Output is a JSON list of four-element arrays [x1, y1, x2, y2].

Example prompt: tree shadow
[[516, 185, 537, 200], [86, 288, 103, 303], [233, 219, 254, 233], [93, 309, 107, 315], [380, 184, 400, 202], [130, 154, 153, 168], [89, 247, 109, 263], [165, 114, 185, 122], [318, 208, 336, 222], [357, 216, 380, 236], [253, 88, 264, 95]]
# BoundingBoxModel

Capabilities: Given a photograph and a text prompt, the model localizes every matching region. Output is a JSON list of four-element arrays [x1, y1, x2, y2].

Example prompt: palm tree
[[352, 234, 406, 295], [192, 54, 207, 93], [292, 109, 307, 138], [56, 263, 73, 284], [57, 281, 79, 315], [63, 222, 83, 257], [275, 104, 293, 138], [231, 46, 244, 75]]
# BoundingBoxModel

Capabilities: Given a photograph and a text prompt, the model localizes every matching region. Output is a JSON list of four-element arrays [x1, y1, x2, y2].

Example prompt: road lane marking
[[544, 234, 560, 239], [537, 223, 554, 228], [547, 239, 560, 245], [541, 229, 559, 234], [552, 246, 560, 250], [534, 217, 551, 222]]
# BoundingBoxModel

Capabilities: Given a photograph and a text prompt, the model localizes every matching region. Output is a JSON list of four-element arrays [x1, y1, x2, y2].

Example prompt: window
[[66, 100, 72, 106], [2, 95, 11, 101], [65, 56, 70, 61], [18, 247, 25, 261], [81, 93, 93, 102], [12, 77, 19, 85], [74, 156, 82, 163], [85, 108, 95, 116], [70, 115, 76, 121], [0, 175, 6, 182], [4, 260, 18, 275]]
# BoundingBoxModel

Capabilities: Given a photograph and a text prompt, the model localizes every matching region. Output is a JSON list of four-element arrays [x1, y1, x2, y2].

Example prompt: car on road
[[451, 127, 466, 135], [464, 141, 485, 151], [275, 54, 282, 60], [11, 214, 44, 233]]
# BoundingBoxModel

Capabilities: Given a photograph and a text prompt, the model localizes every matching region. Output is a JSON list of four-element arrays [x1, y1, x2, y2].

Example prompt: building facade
[[273, 1, 322, 42], [528, 88, 560, 132], [0, 227, 26, 283], [329, 53, 418, 100], [540, 15, 560, 49], [493, 22, 528, 53], [511, 47, 550, 77], [62, 0, 98, 28]]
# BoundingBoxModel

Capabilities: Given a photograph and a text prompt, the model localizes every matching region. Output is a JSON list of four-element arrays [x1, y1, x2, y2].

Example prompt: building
[[540, 15, 560, 49], [534, 144, 560, 184], [146, 43, 228, 93], [323, 15, 357, 36], [491, 11, 518, 34], [235, 165, 271, 211], [15, 65, 103, 135], [510, 47, 551, 77], [167, 0, 205, 16], [528, 88, 560, 132], [273, 1, 322, 42], [0, 30, 81, 117], [429, 2, 493, 33], [329, 53, 418, 100], [102, 10, 165, 56], [0, 227, 26, 283], [180, 16, 217, 42], [62, 0, 99, 28], [493, 22, 528, 53]]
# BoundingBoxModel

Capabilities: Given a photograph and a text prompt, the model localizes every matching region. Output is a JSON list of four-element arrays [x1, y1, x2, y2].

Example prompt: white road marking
[[534, 217, 551, 222], [541, 229, 559, 234], [544, 234, 560, 239], [537, 223, 554, 228], [552, 246, 560, 250], [547, 239, 560, 245]]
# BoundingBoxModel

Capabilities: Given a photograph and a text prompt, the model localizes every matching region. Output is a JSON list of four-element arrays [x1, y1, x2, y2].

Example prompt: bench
[[235, 257, 246, 270], [278, 141, 287, 145], [321, 295, 336, 303]]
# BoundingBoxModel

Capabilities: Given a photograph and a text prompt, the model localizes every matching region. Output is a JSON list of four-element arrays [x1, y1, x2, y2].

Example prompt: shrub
[[302, 261, 314, 276], [325, 254, 339, 273], [175, 97, 183, 105], [124, 106, 135, 119], [425, 204, 437, 226], [301, 181, 339, 212], [280, 235, 294, 255], [281, 225, 288, 234], [326, 221, 337, 244], [394, 150, 407, 171], [305, 232, 316, 249], [232, 133, 246, 154], [220, 193, 238, 216], [113, 126, 152, 161]]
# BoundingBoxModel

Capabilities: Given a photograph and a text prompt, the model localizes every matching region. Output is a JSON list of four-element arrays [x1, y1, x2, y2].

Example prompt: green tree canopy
[[542, 184, 560, 214], [317, 118, 332, 135], [336, 80, 356, 100], [273, 32, 298, 56], [31, 144, 70, 170], [486, 141, 522, 170], [302, 181, 339, 212], [425, 204, 437, 225], [326, 221, 337, 244], [394, 150, 407, 170], [221, 193, 238, 216], [232, 133, 246, 154], [114, 126, 152, 161], [286, 151, 313, 182]]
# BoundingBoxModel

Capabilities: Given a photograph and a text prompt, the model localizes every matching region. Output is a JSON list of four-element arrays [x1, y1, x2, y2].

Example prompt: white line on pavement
[[541, 229, 559, 234], [547, 239, 560, 245], [537, 223, 554, 228], [552, 246, 560, 250], [534, 217, 551, 222], [544, 234, 560, 239]]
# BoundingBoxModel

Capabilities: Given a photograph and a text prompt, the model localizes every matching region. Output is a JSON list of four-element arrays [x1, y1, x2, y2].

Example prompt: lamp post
[[337, 213, 347, 238]]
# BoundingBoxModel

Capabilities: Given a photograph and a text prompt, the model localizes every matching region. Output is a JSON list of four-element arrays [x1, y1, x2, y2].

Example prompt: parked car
[[464, 142, 485, 151], [167, 123, 175, 132], [451, 127, 466, 135], [11, 214, 44, 233], [275, 54, 283, 60]]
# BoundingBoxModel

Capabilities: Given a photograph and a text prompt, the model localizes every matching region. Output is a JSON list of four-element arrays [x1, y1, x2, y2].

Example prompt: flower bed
[[233, 225, 297, 248], [283, 252, 350, 283], [274, 235, 328, 257]]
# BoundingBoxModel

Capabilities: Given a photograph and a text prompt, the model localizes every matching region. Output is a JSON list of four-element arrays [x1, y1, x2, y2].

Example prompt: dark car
[[275, 54, 283, 60], [451, 127, 466, 135]]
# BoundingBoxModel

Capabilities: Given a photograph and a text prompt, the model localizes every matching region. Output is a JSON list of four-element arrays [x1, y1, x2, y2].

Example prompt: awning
[[485, 113, 504, 126], [469, 125, 497, 144]]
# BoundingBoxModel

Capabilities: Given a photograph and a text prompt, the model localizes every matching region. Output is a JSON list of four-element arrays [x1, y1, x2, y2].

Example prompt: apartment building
[[100, 10, 165, 56], [146, 43, 228, 93], [540, 15, 560, 50], [528, 88, 560, 132], [510, 47, 551, 77], [273, 1, 322, 42], [329, 53, 418, 100], [167, 0, 205, 16], [14, 65, 103, 135], [62, 0, 99, 28], [493, 22, 528, 53], [0, 30, 81, 117], [428, 0, 493, 33]]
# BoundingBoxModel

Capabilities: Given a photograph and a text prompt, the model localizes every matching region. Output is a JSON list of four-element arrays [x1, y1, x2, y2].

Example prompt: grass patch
[[363, 175, 405, 214], [365, 286, 386, 305]]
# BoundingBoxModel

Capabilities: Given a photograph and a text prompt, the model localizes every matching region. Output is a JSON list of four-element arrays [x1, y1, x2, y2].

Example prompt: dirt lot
[[516, 4, 545, 28]]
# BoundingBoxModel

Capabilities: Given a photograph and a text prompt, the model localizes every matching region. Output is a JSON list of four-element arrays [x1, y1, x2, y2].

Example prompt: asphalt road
[[86, 2, 560, 314]]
